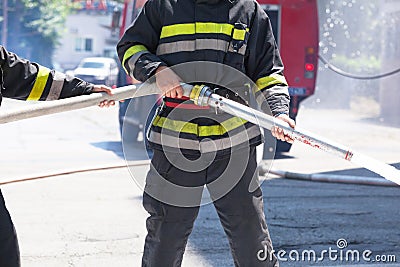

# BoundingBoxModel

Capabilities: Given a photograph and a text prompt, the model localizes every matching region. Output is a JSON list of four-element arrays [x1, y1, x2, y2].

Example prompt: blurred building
[[53, 0, 119, 70], [380, 0, 400, 125]]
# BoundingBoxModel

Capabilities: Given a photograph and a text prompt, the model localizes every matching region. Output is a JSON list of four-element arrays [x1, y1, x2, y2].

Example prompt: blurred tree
[[1, 0, 74, 67]]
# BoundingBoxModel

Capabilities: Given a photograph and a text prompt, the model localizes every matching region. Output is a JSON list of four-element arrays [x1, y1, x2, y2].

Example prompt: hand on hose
[[155, 66, 184, 98], [271, 114, 295, 143], [92, 85, 115, 108]]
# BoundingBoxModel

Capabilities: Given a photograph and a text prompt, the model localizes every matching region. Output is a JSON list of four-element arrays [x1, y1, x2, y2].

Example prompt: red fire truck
[[117, 0, 319, 155]]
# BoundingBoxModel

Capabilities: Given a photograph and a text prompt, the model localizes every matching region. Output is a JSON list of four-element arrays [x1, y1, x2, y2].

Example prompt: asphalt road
[[0, 98, 399, 266]]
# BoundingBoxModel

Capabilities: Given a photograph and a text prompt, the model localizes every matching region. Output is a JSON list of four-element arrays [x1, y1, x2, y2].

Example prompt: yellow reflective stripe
[[152, 115, 248, 137], [122, 45, 148, 72], [160, 23, 235, 39], [27, 66, 50, 101], [196, 22, 233, 35], [220, 117, 248, 132], [232, 28, 249, 41], [148, 124, 261, 153], [160, 24, 195, 39], [255, 74, 288, 92], [153, 115, 197, 135]]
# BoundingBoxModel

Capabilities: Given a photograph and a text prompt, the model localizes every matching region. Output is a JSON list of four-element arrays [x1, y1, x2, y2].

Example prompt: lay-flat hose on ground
[[259, 165, 397, 187], [1, 161, 396, 187]]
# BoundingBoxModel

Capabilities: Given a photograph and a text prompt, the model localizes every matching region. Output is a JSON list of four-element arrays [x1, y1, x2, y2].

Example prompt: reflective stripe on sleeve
[[122, 45, 148, 74], [27, 66, 50, 101], [46, 71, 65, 100], [255, 74, 288, 93], [255, 85, 290, 107]]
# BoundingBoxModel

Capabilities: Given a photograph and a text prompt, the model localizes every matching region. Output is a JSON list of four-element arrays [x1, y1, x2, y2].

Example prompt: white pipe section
[[0, 84, 148, 124], [204, 93, 400, 185], [258, 165, 397, 187], [0, 83, 190, 125]]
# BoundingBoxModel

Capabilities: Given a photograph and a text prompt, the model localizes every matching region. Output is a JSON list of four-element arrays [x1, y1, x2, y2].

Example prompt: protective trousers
[[0, 189, 20, 267], [142, 147, 278, 267]]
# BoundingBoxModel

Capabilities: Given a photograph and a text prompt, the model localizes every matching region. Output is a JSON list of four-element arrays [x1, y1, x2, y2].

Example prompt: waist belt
[[164, 87, 247, 111], [164, 96, 210, 110], [213, 88, 247, 105]]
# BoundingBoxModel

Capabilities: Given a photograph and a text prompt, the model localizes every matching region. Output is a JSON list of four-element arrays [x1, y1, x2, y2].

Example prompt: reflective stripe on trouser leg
[[0, 189, 21, 267], [141, 150, 204, 267], [206, 147, 278, 267]]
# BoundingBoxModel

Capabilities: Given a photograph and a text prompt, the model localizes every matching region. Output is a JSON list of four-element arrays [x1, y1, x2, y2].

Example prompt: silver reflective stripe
[[197, 39, 229, 51], [227, 44, 247, 55], [149, 131, 200, 150], [157, 40, 195, 55], [256, 85, 290, 107], [200, 124, 261, 153], [156, 39, 230, 55], [46, 71, 65, 100], [128, 50, 150, 76], [148, 124, 261, 153]]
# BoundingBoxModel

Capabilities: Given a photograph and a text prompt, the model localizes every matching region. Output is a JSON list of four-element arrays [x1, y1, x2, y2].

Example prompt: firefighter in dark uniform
[[0, 45, 114, 267], [118, 0, 295, 266]]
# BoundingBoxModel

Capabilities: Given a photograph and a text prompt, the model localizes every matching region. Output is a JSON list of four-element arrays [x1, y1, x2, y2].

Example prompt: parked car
[[72, 57, 119, 87]]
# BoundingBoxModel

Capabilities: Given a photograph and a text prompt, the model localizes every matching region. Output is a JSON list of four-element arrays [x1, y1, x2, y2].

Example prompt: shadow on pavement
[[91, 141, 152, 161]]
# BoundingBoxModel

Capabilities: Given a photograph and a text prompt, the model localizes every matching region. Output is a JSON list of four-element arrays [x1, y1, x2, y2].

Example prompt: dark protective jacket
[[0, 45, 93, 106], [117, 0, 290, 156]]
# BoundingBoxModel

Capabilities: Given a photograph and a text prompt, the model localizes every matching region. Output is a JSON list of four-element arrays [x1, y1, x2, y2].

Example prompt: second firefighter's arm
[[0, 46, 94, 101], [0, 46, 114, 107]]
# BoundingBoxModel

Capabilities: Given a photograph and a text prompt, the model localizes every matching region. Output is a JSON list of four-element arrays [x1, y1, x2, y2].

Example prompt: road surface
[[0, 98, 399, 266]]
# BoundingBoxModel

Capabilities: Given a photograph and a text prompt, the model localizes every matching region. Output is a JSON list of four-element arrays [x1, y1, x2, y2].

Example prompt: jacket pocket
[[224, 22, 249, 72]]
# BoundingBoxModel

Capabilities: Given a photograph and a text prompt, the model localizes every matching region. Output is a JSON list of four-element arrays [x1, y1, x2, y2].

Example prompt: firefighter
[[117, 0, 295, 266], [0, 45, 115, 267]]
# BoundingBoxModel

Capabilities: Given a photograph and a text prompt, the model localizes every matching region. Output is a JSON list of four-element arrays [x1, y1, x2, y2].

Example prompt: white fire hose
[[1, 83, 399, 185], [0, 84, 145, 124]]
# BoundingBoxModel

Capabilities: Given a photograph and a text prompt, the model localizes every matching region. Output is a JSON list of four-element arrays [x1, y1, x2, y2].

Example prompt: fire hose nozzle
[[180, 83, 213, 106]]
